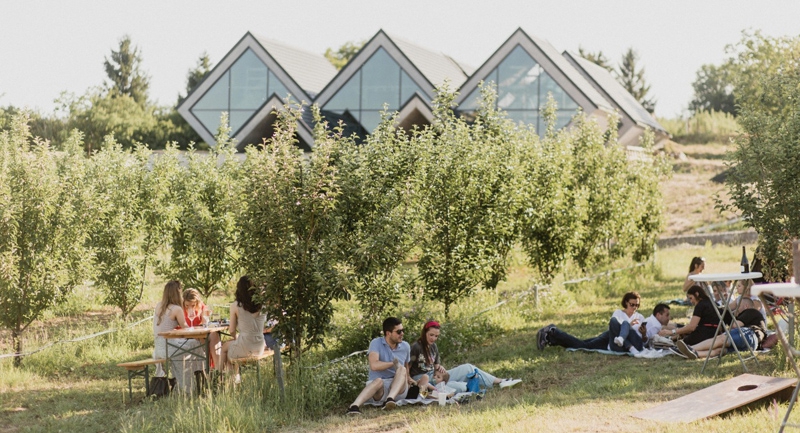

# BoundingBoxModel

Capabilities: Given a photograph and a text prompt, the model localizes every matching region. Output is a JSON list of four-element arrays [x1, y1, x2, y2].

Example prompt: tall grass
[[659, 110, 740, 144]]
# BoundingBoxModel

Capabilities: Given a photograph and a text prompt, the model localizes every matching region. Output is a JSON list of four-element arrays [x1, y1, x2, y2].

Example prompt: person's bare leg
[[209, 332, 221, 369], [350, 378, 384, 408], [691, 338, 714, 351], [219, 340, 231, 372], [417, 374, 430, 391], [387, 366, 407, 400]]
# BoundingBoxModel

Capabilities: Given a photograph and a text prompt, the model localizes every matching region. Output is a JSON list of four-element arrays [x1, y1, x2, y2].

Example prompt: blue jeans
[[447, 363, 498, 389], [549, 328, 610, 350], [729, 327, 757, 351], [608, 318, 643, 353]]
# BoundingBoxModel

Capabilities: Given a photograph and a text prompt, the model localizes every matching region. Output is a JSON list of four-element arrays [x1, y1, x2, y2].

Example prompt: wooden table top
[[158, 325, 227, 339]]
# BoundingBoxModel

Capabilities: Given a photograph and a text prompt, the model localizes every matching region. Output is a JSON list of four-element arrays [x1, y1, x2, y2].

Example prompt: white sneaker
[[499, 379, 522, 389], [614, 336, 624, 347]]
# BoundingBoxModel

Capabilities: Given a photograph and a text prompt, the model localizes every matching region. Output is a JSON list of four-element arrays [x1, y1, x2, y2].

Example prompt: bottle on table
[[740, 246, 749, 273]]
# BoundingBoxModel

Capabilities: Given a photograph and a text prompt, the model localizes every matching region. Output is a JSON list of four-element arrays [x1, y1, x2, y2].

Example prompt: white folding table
[[752, 282, 800, 432], [689, 272, 762, 373]]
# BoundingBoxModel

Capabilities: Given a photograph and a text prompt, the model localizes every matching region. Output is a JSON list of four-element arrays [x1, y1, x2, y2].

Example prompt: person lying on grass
[[346, 317, 411, 415], [674, 297, 767, 360], [410, 320, 521, 392], [537, 293, 675, 354]]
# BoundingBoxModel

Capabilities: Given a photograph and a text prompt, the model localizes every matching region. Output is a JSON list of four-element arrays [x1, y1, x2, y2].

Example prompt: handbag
[[147, 376, 176, 398], [466, 368, 484, 393]]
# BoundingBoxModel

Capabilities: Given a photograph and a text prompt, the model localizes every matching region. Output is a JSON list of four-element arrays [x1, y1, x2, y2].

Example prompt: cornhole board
[[632, 374, 796, 423]]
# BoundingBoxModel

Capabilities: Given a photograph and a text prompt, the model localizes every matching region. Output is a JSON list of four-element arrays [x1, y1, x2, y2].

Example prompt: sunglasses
[[394, 329, 405, 334], [628, 303, 640, 308]]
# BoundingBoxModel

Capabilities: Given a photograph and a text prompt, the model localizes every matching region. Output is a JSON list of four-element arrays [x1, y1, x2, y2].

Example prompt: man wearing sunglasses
[[347, 317, 410, 415]]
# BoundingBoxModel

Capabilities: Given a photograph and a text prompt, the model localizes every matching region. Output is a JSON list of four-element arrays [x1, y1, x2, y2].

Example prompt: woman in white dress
[[152, 280, 202, 394], [219, 276, 267, 381]]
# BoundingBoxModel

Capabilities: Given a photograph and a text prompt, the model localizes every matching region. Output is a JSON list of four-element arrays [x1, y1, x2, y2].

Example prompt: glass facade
[[190, 48, 292, 136], [458, 45, 578, 135], [322, 47, 424, 133]]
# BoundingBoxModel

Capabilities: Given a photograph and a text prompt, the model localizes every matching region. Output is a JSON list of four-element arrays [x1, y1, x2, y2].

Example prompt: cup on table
[[438, 391, 446, 406], [202, 309, 211, 326]]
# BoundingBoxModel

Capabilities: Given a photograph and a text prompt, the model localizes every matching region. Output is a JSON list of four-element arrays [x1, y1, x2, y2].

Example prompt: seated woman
[[152, 280, 202, 394], [183, 288, 221, 369], [729, 279, 766, 322], [673, 285, 720, 346], [409, 321, 447, 394], [608, 292, 645, 354], [219, 276, 267, 382], [676, 298, 767, 359]]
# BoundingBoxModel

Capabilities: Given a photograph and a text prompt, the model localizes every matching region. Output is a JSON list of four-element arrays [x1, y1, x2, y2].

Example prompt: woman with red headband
[[409, 321, 447, 393], [411, 320, 522, 393]]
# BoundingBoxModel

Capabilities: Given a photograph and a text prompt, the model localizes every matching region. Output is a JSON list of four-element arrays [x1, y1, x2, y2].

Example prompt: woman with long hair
[[409, 321, 447, 394], [219, 276, 267, 381], [152, 280, 202, 394], [182, 288, 221, 368], [673, 285, 720, 346], [682, 257, 706, 294]]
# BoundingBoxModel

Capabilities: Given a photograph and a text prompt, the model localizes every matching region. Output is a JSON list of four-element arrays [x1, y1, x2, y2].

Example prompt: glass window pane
[[325, 70, 361, 110], [230, 49, 268, 110], [191, 110, 227, 134], [192, 71, 229, 110], [539, 72, 578, 110], [229, 110, 255, 134], [360, 111, 383, 132], [268, 70, 291, 102], [400, 70, 424, 106], [497, 46, 539, 110], [361, 48, 400, 110]]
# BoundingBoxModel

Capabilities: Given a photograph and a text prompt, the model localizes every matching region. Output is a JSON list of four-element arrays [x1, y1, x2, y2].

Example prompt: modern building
[[178, 28, 667, 151]]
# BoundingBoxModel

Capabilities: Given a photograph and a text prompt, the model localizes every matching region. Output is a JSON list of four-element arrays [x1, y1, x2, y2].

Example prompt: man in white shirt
[[641, 303, 677, 347]]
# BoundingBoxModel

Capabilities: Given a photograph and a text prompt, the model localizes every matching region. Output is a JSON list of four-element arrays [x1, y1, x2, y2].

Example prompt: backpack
[[466, 368, 484, 393]]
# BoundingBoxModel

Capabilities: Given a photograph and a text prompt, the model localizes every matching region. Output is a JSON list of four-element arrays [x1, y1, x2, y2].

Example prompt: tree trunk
[[12, 329, 22, 368]]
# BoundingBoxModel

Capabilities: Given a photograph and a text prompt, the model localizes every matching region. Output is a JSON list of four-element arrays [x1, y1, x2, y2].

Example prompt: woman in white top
[[608, 292, 645, 354], [152, 280, 202, 394], [219, 276, 267, 379]]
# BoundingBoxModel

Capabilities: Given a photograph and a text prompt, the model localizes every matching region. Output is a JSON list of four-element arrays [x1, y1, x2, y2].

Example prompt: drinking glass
[[202, 309, 211, 326]]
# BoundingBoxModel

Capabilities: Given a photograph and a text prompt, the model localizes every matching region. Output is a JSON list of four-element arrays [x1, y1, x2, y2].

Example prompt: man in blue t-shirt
[[346, 317, 411, 415]]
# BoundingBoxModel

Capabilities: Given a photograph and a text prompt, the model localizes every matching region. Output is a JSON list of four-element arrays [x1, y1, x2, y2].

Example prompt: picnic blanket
[[363, 392, 475, 407], [566, 347, 674, 358]]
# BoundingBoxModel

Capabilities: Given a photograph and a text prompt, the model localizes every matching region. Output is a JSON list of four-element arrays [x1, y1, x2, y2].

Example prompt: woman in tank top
[[219, 276, 267, 380]]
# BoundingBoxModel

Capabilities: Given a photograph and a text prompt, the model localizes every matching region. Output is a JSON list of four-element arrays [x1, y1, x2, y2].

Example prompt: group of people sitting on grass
[[151, 277, 268, 394], [536, 257, 777, 362], [345, 317, 522, 415]]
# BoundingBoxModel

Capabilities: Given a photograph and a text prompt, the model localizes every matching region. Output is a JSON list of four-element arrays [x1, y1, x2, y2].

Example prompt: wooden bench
[[229, 349, 274, 382], [117, 358, 165, 401]]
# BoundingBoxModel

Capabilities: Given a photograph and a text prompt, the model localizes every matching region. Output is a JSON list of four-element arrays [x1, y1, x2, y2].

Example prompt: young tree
[[416, 85, 524, 318], [88, 141, 181, 317], [104, 35, 150, 106], [324, 41, 365, 70], [518, 98, 581, 282], [0, 115, 91, 366], [239, 104, 347, 359], [162, 116, 242, 298], [721, 67, 800, 281], [616, 48, 655, 113], [333, 110, 421, 326]]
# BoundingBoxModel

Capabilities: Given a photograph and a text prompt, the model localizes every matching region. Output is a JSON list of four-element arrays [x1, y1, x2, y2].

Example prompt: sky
[[2, 1, 800, 119]]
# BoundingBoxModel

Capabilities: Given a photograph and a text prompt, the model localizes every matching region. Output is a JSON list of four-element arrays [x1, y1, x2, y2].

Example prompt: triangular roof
[[177, 32, 334, 150], [564, 51, 666, 133], [455, 28, 613, 114], [315, 29, 470, 110]]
